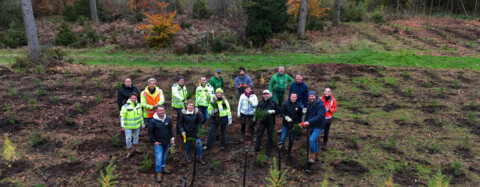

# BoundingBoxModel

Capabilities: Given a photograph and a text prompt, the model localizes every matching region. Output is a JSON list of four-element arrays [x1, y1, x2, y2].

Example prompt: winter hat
[[177, 75, 184, 81], [239, 66, 246, 72], [147, 78, 157, 83], [309, 91, 317, 97], [216, 88, 224, 94]]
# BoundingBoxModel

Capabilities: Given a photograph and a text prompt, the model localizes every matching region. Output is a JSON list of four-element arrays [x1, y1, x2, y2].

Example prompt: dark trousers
[[240, 114, 254, 136], [206, 116, 228, 148], [198, 106, 209, 127], [254, 120, 274, 156], [174, 108, 183, 135], [323, 118, 333, 145]]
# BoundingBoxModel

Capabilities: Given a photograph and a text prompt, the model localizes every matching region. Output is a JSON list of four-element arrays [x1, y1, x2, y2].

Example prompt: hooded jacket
[[238, 92, 258, 116], [280, 100, 303, 128], [234, 74, 253, 89], [269, 72, 293, 92], [117, 84, 140, 109], [321, 94, 337, 119], [178, 108, 202, 139], [148, 113, 174, 146], [304, 98, 326, 130]]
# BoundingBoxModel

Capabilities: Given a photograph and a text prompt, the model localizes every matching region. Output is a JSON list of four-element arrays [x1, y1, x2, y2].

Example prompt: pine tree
[[243, 0, 289, 46]]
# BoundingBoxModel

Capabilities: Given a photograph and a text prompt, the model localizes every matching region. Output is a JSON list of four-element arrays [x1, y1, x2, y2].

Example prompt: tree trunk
[[21, 0, 40, 62], [332, 0, 341, 27], [297, 0, 307, 37], [475, 0, 478, 15], [90, 0, 99, 24], [396, 0, 400, 17]]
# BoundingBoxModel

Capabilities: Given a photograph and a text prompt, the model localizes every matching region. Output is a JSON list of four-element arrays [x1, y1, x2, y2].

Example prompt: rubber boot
[[287, 143, 293, 159]]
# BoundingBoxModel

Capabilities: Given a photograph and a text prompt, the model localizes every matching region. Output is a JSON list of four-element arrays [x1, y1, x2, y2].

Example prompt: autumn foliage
[[137, 2, 181, 48], [287, 0, 330, 19]]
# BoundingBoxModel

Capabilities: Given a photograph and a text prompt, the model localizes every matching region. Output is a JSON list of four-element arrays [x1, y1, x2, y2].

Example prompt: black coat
[[256, 99, 280, 124], [148, 115, 174, 146], [304, 98, 326, 130], [178, 108, 202, 140], [117, 84, 140, 109], [280, 101, 303, 128]]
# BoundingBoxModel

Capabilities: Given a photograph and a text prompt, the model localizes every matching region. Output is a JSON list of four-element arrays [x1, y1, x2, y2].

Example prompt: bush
[[55, 22, 78, 47], [62, 0, 112, 22], [341, 0, 367, 22], [306, 16, 325, 31], [243, 0, 289, 46], [192, 0, 209, 19], [371, 5, 386, 23], [0, 21, 27, 49], [137, 3, 181, 48]]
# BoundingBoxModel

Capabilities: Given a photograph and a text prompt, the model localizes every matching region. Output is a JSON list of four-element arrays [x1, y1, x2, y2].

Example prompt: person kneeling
[[148, 105, 174, 183], [179, 100, 206, 165]]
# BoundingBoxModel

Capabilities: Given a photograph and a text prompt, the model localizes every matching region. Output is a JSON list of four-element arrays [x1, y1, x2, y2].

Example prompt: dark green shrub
[[0, 21, 27, 48], [211, 37, 225, 53], [243, 0, 289, 46], [371, 6, 385, 23], [180, 20, 192, 29], [306, 16, 325, 31], [55, 23, 78, 46], [341, 0, 366, 22], [192, 0, 209, 19], [62, 0, 112, 22]]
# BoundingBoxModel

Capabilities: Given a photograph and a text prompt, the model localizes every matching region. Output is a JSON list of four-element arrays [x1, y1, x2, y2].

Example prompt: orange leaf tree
[[287, 0, 330, 19], [137, 2, 181, 48]]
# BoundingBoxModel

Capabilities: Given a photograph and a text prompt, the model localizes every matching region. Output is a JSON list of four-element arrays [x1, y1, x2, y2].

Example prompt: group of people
[[117, 66, 337, 183]]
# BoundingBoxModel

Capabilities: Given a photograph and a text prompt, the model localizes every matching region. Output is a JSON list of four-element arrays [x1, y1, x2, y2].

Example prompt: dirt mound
[[331, 160, 368, 174]]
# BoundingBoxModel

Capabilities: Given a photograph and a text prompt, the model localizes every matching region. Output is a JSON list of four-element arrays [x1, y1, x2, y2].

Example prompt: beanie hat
[[147, 78, 157, 83], [216, 88, 223, 94], [177, 75, 184, 81], [309, 91, 317, 97]]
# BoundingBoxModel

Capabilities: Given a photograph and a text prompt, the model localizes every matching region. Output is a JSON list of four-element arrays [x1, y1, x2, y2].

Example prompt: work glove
[[141, 124, 145, 129], [228, 115, 232, 125], [268, 110, 275, 114], [285, 116, 292, 122], [303, 108, 307, 114]]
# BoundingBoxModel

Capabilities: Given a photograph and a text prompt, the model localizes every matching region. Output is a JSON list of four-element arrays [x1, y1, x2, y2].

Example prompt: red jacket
[[321, 94, 337, 119]]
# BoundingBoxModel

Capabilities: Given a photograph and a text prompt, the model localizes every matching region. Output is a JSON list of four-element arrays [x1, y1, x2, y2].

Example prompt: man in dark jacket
[[117, 78, 140, 110], [148, 105, 174, 183], [288, 72, 309, 108], [278, 92, 303, 158], [303, 91, 326, 163], [179, 100, 206, 165], [254, 90, 280, 157]]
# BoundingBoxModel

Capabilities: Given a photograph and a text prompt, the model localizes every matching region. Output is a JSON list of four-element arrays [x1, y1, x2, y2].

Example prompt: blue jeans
[[309, 128, 323, 153], [124, 128, 140, 149], [185, 138, 203, 158], [154, 144, 170, 173], [198, 106, 209, 127], [206, 116, 228, 148], [279, 126, 294, 145]]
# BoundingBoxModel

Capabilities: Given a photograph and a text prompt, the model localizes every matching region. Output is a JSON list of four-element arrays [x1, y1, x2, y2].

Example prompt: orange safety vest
[[321, 94, 337, 119], [144, 91, 160, 118]]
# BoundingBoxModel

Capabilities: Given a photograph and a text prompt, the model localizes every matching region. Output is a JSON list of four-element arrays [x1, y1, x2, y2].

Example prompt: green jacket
[[269, 73, 293, 93], [120, 100, 143, 129], [209, 76, 224, 92]]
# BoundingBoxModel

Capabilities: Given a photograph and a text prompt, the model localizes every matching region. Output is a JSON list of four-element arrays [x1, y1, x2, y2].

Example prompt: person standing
[[237, 86, 258, 142], [278, 92, 303, 158], [172, 76, 188, 134], [303, 91, 326, 163], [179, 100, 206, 165], [195, 77, 214, 127], [269, 66, 293, 106], [117, 77, 140, 110], [148, 105, 174, 183], [289, 72, 309, 108], [254, 90, 280, 157], [320, 88, 337, 147], [140, 78, 165, 129], [209, 69, 224, 92], [204, 88, 232, 150], [234, 66, 253, 98], [120, 93, 144, 158]]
